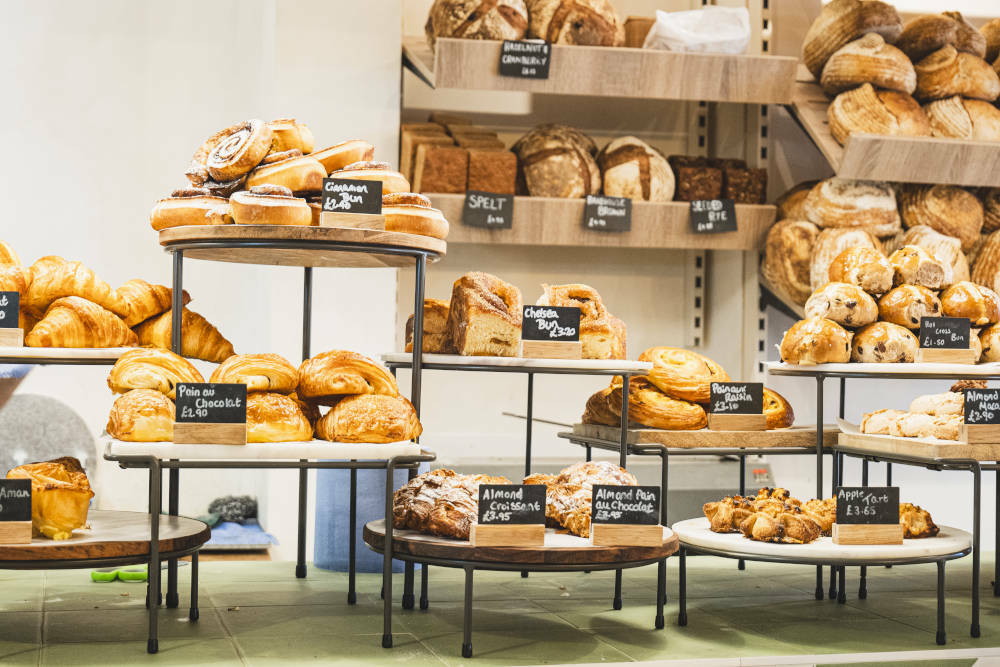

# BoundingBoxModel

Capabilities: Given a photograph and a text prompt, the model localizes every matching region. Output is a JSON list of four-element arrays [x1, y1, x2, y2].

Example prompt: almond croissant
[[133, 307, 234, 363], [25, 296, 137, 348]]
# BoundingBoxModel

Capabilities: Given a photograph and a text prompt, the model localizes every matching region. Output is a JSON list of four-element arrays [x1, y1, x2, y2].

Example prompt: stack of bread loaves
[[106, 348, 420, 444], [803, 2, 1000, 144], [860, 379, 985, 440]]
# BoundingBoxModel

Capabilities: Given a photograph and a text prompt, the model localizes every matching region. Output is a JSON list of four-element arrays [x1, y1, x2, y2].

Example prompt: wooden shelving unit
[[427, 193, 774, 250], [790, 69, 1000, 187], [404, 36, 798, 104], [571, 423, 836, 448]]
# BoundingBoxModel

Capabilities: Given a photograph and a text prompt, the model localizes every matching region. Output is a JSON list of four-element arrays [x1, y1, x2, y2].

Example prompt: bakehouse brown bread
[[597, 136, 674, 202], [425, 0, 529, 49]]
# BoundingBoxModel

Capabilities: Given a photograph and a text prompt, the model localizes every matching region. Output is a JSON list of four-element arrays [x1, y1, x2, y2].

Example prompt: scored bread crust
[[821, 33, 916, 96], [828, 83, 931, 145]]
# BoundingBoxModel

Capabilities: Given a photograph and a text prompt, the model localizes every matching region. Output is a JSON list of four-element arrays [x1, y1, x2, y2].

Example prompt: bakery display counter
[[363, 519, 678, 658], [790, 71, 1000, 187], [404, 36, 797, 104], [0, 346, 134, 365], [765, 360, 1000, 380], [568, 422, 836, 448], [428, 193, 775, 250], [672, 517, 971, 645], [0, 510, 210, 654]]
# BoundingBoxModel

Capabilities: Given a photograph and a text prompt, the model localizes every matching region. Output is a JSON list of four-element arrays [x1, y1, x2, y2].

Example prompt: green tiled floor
[[3, 555, 1000, 665]]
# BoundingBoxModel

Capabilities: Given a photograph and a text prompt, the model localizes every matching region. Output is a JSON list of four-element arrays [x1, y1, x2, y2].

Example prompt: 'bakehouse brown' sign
[[582, 195, 631, 232], [0, 291, 18, 329], [321, 178, 382, 215], [591, 485, 660, 525], [499, 40, 551, 79]]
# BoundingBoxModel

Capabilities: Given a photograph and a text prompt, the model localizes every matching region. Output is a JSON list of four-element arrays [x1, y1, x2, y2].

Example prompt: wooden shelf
[[404, 36, 797, 104], [427, 194, 774, 250], [570, 423, 836, 448], [790, 70, 1000, 187], [838, 431, 1000, 462], [0, 346, 133, 365]]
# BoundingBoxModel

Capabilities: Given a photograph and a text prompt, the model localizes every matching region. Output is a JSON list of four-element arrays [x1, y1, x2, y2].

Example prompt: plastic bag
[[642, 7, 751, 55]]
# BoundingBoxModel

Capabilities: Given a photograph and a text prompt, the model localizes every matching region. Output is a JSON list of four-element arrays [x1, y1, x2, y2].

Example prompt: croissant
[[107, 348, 204, 398], [25, 297, 137, 348], [246, 392, 314, 443], [210, 353, 299, 393], [638, 346, 729, 404], [0, 240, 20, 265], [29, 255, 67, 282], [315, 393, 421, 443], [133, 308, 235, 363], [298, 350, 398, 405], [6, 457, 93, 540], [106, 389, 175, 442], [116, 279, 191, 327], [23, 260, 125, 318]]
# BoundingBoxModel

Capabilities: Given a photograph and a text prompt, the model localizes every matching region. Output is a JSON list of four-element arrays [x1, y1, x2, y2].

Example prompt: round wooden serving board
[[0, 510, 210, 563], [363, 519, 678, 565], [159, 225, 446, 269]]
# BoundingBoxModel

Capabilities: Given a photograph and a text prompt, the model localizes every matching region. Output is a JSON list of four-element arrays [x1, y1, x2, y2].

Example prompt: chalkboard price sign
[[710, 382, 763, 414], [175, 383, 247, 424], [591, 485, 660, 525], [478, 485, 546, 525], [690, 199, 737, 233], [321, 178, 383, 215], [0, 479, 31, 522], [499, 40, 551, 79], [836, 487, 899, 525], [521, 305, 580, 342], [964, 388, 1000, 424], [582, 195, 631, 232], [0, 291, 18, 329], [919, 317, 971, 349], [462, 191, 514, 229]]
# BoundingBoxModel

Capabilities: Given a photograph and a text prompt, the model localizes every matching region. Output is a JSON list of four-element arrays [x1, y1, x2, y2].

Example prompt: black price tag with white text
[[321, 178, 382, 215], [175, 383, 247, 424], [499, 40, 551, 79], [919, 317, 971, 349], [521, 305, 580, 341], [0, 479, 31, 522], [836, 487, 899, 525], [478, 485, 546, 525], [582, 195, 631, 231], [462, 190, 514, 229], [964, 388, 1000, 424], [591, 485, 660, 525], [0, 291, 18, 329], [710, 382, 763, 414], [690, 199, 737, 233]]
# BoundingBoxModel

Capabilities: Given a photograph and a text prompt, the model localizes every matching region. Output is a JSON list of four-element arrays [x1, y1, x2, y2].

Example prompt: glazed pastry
[[512, 124, 601, 198], [899, 225, 969, 287], [298, 350, 399, 405], [775, 181, 817, 221], [6, 457, 93, 540], [910, 391, 963, 417], [106, 389, 175, 442], [828, 84, 931, 146], [597, 136, 674, 202], [810, 227, 880, 291], [245, 151, 326, 195], [851, 321, 919, 363], [382, 193, 449, 240], [316, 393, 422, 443], [805, 282, 878, 328], [149, 188, 232, 231], [581, 385, 619, 427], [924, 97, 1000, 141], [107, 348, 204, 399], [828, 246, 893, 296], [780, 317, 853, 365], [607, 376, 707, 430], [0, 240, 20, 265], [230, 185, 312, 226], [900, 184, 983, 251], [801, 0, 902, 78], [424, 0, 528, 49], [803, 178, 900, 238], [246, 392, 313, 443], [186, 119, 273, 185], [741, 511, 822, 545], [638, 347, 729, 404], [877, 284, 942, 330], [761, 219, 819, 306], [289, 392, 321, 426], [888, 245, 946, 288], [763, 388, 794, 430], [25, 297, 136, 348], [23, 260, 125, 318], [406, 298, 453, 354], [537, 283, 625, 360], [330, 161, 410, 195], [115, 279, 190, 327], [940, 281, 1000, 326], [311, 140, 376, 174], [446, 272, 522, 357], [861, 408, 908, 434], [268, 118, 314, 154], [527, 0, 624, 46], [133, 308, 235, 363], [821, 33, 916, 96], [210, 353, 299, 394], [914, 46, 1000, 102]]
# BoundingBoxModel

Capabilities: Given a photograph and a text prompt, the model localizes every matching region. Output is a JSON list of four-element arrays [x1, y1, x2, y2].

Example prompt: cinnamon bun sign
[[321, 178, 383, 215]]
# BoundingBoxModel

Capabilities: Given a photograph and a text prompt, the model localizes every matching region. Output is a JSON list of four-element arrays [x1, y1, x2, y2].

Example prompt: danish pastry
[[133, 308, 235, 363], [115, 279, 190, 328], [382, 193, 449, 240], [210, 353, 299, 394], [638, 347, 729, 404], [311, 140, 375, 174], [298, 350, 398, 405], [446, 272, 522, 357], [267, 118, 314, 154], [26, 297, 137, 348], [804, 178, 900, 238], [805, 282, 879, 328], [149, 188, 232, 231], [924, 97, 1000, 141], [827, 84, 931, 146], [230, 185, 312, 226], [316, 393, 422, 443], [914, 45, 1000, 101], [940, 281, 1000, 326], [246, 392, 313, 443], [801, 0, 902, 79], [888, 245, 946, 289], [763, 388, 794, 430], [106, 389, 175, 442], [406, 298, 453, 354], [761, 219, 819, 306], [877, 284, 942, 330], [107, 348, 204, 399], [900, 184, 983, 251], [330, 161, 409, 195], [6, 457, 94, 540], [851, 321, 918, 363], [537, 283, 625, 360], [186, 119, 273, 185], [779, 317, 853, 365], [245, 151, 326, 195], [828, 246, 893, 296], [821, 33, 916, 96], [607, 376, 707, 430], [741, 511, 821, 545]]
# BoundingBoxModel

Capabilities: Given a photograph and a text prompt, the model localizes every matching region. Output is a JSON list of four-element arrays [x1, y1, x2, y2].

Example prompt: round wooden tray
[[159, 225, 446, 269], [363, 519, 678, 566], [0, 510, 210, 563]]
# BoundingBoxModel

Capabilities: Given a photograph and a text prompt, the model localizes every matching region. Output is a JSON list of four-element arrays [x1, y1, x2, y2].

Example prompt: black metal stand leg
[[411, 255, 425, 416], [738, 455, 746, 571], [525, 373, 534, 477], [462, 567, 474, 659], [677, 548, 688, 626], [660, 451, 670, 602], [383, 460, 398, 649], [937, 560, 947, 645], [189, 551, 200, 622], [403, 564, 415, 610], [611, 375, 630, 609], [613, 570, 623, 610], [420, 565, 429, 610], [972, 463, 981, 638], [837, 566, 846, 604], [815, 375, 825, 601], [348, 468, 357, 604], [167, 467, 179, 608], [147, 459, 161, 655], [995, 468, 1000, 597], [302, 266, 312, 360], [296, 463, 307, 579], [859, 565, 868, 599], [585, 445, 592, 462], [655, 559, 666, 629]]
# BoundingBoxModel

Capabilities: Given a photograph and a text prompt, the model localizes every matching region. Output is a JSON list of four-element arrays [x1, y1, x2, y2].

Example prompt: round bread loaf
[[762, 219, 819, 306], [821, 33, 915, 96], [597, 136, 674, 202], [775, 181, 818, 221], [527, 0, 624, 46], [805, 282, 879, 328], [803, 178, 900, 238], [877, 284, 942, 329], [982, 190, 1000, 233], [424, 0, 528, 48], [828, 246, 893, 295], [851, 321, 918, 363], [810, 227, 880, 291], [780, 317, 853, 365], [924, 96, 1000, 141], [801, 0, 902, 79], [897, 12, 985, 62], [828, 84, 931, 145], [899, 184, 983, 251], [914, 45, 1000, 102], [513, 124, 601, 198]]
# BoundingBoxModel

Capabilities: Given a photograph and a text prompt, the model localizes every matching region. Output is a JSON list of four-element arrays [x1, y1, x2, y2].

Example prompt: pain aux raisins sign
[[590, 485, 660, 525], [175, 383, 247, 424], [321, 178, 382, 215], [709, 382, 763, 414]]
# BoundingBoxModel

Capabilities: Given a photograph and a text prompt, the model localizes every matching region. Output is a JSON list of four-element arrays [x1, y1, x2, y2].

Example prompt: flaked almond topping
[[261, 149, 304, 165], [171, 187, 211, 198]]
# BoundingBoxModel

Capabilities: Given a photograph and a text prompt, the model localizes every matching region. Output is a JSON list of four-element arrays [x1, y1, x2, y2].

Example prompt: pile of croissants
[[0, 239, 232, 359], [804, 3, 1000, 145], [106, 348, 421, 444], [580, 346, 794, 431]]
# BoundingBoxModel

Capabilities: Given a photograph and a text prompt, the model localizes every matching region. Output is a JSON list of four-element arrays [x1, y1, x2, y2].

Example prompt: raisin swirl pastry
[[638, 347, 728, 404], [805, 282, 878, 328], [186, 119, 273, 185], [607, 376, 707, 431]]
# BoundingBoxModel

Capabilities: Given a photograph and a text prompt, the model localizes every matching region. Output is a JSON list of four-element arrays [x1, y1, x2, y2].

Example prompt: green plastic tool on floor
[[90, 566, 147, 582]]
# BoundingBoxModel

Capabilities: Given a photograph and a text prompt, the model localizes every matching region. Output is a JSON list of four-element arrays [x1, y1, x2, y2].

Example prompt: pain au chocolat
[[107, 389, 174, 442]]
